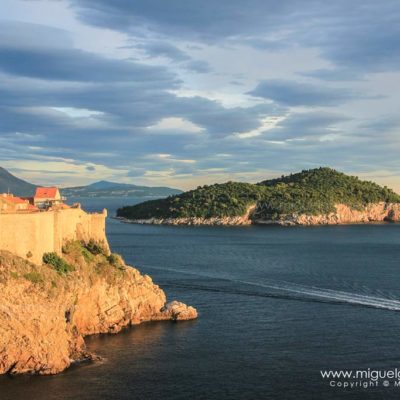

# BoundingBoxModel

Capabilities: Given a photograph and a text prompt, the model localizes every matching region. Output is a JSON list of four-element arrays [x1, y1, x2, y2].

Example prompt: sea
[[2, 197, 400, 399]]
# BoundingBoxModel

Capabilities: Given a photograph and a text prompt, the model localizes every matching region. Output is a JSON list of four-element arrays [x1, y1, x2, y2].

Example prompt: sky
[[1, 0, 400, 190]]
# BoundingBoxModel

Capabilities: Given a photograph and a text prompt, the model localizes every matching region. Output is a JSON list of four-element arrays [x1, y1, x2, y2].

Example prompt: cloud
[[1, 158, 129, 187], [298, 68, 365, 82], [144, 153, 196, 164], [0, 47, 177, 83], [0, 22, 180, 85], [0, 19, 280, 186], [356, 115, 400, 137], [0, 75, 276, 139], [1, 2, 400, 190], [241, 38, 291, 52], [311, 3, 400, 73], [69, 0, 292, 41], [184, 60, 212, 74], [146, 117, 204, 134], [0, 21, 73, 49], [69, 0, 400, 76], [248, 79, 357, 107], [262, 112, 351, 141], [136, 41, 190, 62], [134, 40, 212, 73]]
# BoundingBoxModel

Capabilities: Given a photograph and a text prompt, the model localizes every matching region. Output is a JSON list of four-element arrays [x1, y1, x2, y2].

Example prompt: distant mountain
[[61, 180, 183, 198], [0, 167, 182, 199], [0, 167, 37, 196], [85, 180, 132, 190]]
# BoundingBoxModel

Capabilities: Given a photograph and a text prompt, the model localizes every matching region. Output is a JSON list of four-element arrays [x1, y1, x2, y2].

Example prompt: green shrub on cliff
[[10, 271, 19, 279], [81, 247, 94, 262], [23, 272, 44, 284], [116, 168, 400, 220], [43, 252, 75, 275], [62, 240, 95, 263], [107, 253, 124, 269], [85, 239, 108, 256]]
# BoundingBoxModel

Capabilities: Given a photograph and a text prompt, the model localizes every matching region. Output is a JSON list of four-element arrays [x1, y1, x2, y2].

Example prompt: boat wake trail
[[235, 279, 400, 311], [139, 264, 400, 311]]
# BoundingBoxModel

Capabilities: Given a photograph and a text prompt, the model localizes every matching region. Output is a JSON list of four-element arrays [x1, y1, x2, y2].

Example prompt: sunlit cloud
[[237, 115, 288, 139], [146, 117, 204, 134]]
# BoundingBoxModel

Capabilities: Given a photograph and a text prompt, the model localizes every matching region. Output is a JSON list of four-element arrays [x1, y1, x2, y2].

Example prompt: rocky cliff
[[254, 202, 400, 226], [120, 203, 400, 226], [0, 243, 197, 375]]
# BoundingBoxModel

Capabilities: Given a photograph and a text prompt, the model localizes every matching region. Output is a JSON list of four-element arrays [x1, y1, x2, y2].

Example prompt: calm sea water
[[2, 198, 400, 399]]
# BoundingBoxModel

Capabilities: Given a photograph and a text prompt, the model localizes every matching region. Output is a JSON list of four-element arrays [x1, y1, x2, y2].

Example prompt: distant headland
[[116, 168, 400, 226]]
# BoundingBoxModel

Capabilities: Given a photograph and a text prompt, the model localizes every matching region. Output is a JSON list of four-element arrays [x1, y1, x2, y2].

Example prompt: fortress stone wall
[[0, 207, 108, 264]]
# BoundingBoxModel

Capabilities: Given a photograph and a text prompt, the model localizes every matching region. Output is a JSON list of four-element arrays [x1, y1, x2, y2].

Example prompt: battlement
[[0, 207, 108, 264]]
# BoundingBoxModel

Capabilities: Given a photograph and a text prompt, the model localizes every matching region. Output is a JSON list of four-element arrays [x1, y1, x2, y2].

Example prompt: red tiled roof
[[0, 194, 39, 212], [35, 187, 59, 199], [3, 195, 26, 204]]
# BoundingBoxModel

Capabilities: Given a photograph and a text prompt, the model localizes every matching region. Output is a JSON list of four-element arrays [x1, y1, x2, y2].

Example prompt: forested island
[[116, 168, 400, 226]]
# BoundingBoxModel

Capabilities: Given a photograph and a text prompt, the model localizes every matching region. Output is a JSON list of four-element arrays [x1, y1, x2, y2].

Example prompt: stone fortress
[[0, 187, 108, 264]]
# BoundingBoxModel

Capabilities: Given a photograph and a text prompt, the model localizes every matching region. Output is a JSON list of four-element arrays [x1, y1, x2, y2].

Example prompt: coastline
[[114, 216, 253, 226], [0, 244, 197, 375], [115, 202, 400, 227]]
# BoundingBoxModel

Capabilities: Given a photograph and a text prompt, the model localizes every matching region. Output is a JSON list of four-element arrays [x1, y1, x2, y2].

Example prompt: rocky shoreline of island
[[116, 202, 400, 227]]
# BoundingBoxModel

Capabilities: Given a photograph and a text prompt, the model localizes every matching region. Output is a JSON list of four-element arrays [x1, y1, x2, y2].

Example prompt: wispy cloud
[[248, 80, 358, 107]]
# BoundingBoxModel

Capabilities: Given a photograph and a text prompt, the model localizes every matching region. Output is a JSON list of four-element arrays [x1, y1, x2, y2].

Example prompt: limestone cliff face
[[120, 202, 400, 226], [0, 247, 197, 375], [254, 202, 400, 226]]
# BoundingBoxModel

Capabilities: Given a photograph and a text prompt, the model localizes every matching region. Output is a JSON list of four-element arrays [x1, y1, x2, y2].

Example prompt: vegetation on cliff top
[[0, 240, 127, 289], [117, 168, 400, 220], [43, 252, 75, 275]]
